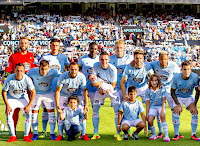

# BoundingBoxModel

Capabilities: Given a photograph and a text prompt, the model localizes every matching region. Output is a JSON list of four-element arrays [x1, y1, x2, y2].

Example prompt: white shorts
[[88, 92, 95, 105], [59, 95, 84, 109], [164, 87, 173, 109], [173, 96, 194, 109], [148, 107, 165, 117], [121, 119, 143, 127], [32, 93, 55, 110], [93, 91, 120, 106], [7, 98, 31, 115]]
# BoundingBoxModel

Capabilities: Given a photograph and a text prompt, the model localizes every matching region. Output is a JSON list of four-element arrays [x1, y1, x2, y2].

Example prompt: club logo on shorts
[[180, 88, 190, 93], [67, 88, 77, 92], [95, 100, 99, 104]]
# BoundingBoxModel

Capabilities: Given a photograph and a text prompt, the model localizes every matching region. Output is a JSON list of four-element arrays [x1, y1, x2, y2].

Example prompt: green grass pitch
[[0, 85, 200, 146]]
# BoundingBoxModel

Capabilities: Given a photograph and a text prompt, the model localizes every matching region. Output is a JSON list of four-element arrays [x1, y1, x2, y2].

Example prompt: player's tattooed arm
[[171, 88, 180, 105]]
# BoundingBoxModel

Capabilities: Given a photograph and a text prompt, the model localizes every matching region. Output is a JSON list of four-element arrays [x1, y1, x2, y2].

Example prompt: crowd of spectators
[[0, 8, 200, 70]]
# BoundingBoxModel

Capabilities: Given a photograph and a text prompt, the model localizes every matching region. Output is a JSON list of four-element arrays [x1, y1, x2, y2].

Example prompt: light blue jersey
[[122, 62, 154, 88], [110, 54, 133, 90], [57, 71, 86, 97], [150, 60, 180, 89], [40, 53, 69, 73], [27, 67, 59, 94], [63, 106, 85, 125], [119, 100, 145, 121], [92, 62, 117, 84], [171, 72, 199, 98], [78, 54, 99, 93], [2, 74, 34, 99], [145, 88, 167, 108]]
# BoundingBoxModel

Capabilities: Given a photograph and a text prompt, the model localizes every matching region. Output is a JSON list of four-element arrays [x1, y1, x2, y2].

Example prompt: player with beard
[[55, 62, 90, 141], [5, 36, 35, 138]]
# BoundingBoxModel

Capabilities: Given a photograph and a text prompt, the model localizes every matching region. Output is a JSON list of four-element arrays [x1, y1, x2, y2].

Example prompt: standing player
[[150, 51, 180, 138], [39, 38, 70, 138], [26, 60, 60, 140], [55, 62, 90, 141], [5, 36, 36, 137], [109, 39, 133, 102], [91, 52, 120, 140], [2, 63, 36, 142], [171, 60, 199, 141], [109, 39, 133, 140], [120, 49, 153, 103], [78, 42, 99, 105]]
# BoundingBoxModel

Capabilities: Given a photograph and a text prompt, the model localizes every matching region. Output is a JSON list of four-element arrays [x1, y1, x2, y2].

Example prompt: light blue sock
[[80, 119, 86, 135], [42, 112, 48, 132], [162, 122, 168, 137], [172, 112, 180, 135], [58, 119, 64, 136], [32, 113, 39, 134], [48, 112, 56, 134], [7, 114, 15, 136], [191, 115, 198, 136], [113, 104, 120, 134], [92, 104, 100, 134], [24, 113, 32, 136], [157, 115, 162, 133], [150, 126, 156, 136]]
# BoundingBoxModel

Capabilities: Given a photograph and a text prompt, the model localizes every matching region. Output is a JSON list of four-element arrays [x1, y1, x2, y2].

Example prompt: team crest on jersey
[[64, 83, 69, 88], [77, 81, 80, 85], [160, 75, 168, 81], [135, 105, 138, 110], [168, 71, 171, 74], [143, 71, 147, 75], [59, 58, 62, 62], [107, 74, 110, 78], [123, 61, 126, 64]]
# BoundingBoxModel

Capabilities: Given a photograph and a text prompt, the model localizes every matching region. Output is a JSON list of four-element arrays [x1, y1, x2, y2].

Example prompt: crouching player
[[146, 74, 170, 142], [26, 60, 60, 140], [2, 63, 36, 142], [59, 95, 88, 141], [171, 60, 199, 141], [117, 86, 146, 140]]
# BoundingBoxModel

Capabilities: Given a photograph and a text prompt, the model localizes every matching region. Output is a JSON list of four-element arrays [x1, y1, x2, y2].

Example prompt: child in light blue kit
[[146, 74, 170, 142], [59, 95, 88, 141]]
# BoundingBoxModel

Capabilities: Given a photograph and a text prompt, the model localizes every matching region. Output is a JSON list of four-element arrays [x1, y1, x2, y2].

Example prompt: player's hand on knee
[[190, 104, 198, 115], [6, 105, 12, 115], [174, 104, 182, 114], [117, 125, 121, 132], [24, 105, 31, 114]]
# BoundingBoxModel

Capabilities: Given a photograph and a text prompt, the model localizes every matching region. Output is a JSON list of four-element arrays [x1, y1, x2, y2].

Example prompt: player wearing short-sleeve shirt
[[55, 62, 90, 141], [91, 52, 121, 140], [150, 51, 180, 109], [39, 39, 69, 137], [78, 42, 99, 105], [26, 60, 60, 140], [109, 39, 133, 102], [117, 86, 146, 140], [121, 49, 153, 103], [171, 60, 199, 141], [2, 63, 36, 142]]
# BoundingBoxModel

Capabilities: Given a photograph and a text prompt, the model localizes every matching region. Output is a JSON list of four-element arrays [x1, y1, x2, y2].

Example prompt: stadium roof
[[23, 0, 200, 3]]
